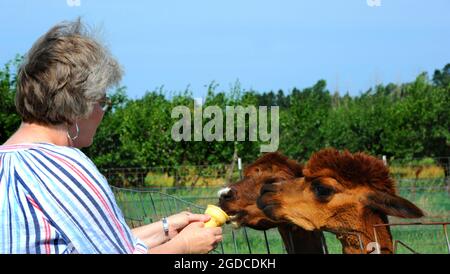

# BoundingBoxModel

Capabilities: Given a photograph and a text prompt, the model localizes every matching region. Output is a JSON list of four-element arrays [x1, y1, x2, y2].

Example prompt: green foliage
[[1, 56, 449, 185], [280, 80, 331, 160], [433, 63, 450, 88], [383, 73, 450, 158], [323, 85, 392, 155], [0, 55, 22, 144]]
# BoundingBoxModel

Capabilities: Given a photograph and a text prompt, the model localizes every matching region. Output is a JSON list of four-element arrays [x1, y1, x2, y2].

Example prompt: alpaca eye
[[311, 181, 335, 201]]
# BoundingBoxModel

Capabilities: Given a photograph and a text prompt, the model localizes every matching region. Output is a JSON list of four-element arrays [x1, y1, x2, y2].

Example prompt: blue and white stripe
[[0, 143, 148, 254]]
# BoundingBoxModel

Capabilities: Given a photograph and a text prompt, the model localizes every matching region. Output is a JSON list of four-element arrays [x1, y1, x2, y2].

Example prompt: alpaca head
[[218, 152, 304, 230], [257, 149, 424, 236]]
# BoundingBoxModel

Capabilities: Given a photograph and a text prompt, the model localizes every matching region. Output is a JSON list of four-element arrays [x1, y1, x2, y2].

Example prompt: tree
[[433, 63, 450, 88], [0, 55, 22, 144], [280, 80, 331, 161]]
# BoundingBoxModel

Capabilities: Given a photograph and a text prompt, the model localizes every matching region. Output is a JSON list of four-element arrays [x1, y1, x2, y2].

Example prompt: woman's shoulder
[[0, 143, 96, 170], [0, 142, 109, 190]]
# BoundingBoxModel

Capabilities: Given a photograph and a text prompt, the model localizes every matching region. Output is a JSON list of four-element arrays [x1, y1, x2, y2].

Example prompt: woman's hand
[[166, 211, 211, 239], [132, 211, 212, 250], [171, 222, 223, 254]]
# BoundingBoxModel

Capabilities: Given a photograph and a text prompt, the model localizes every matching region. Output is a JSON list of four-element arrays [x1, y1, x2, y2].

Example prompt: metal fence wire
[[103, 164, 240, 189], [111, 185, 450, 254], [374, 222, 450, 254], [111, 186, 287, 254], [108, 156, 450, 254], [102, 156, 450, 192]]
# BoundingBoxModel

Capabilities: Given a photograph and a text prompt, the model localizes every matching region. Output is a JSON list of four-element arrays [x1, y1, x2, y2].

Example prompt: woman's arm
[[147, 222, 223, 254], [131, 212, 211, 249], [147, 236, 185, 254], [131, 221, 169, 249]]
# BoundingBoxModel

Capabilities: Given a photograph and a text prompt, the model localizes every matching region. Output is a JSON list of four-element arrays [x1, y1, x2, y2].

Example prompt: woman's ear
[[364, 191, 424, 218]]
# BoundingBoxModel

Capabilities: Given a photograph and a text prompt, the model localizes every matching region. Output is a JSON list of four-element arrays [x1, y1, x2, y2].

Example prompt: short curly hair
[[16, 18, 123, 125]]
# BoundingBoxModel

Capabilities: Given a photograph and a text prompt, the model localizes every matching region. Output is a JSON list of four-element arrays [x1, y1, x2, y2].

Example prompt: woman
[[0, 19, 222, 254]]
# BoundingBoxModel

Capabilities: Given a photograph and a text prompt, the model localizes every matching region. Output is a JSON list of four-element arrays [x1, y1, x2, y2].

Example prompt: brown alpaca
[[257, 149, 424, 254], [218, 152, 325, 254]]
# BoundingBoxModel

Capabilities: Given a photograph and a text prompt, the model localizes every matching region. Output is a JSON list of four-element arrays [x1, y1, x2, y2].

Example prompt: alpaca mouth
[[229, 215, 242, 229], [286, 215, 317, 231], [226, 211, 246, 229]]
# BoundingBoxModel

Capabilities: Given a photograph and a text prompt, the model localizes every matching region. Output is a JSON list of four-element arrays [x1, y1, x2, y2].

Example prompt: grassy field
[[112, 179, 450, 254], [110, 158, 450, 254]]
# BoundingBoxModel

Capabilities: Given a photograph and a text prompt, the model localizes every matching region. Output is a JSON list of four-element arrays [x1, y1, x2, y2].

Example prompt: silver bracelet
[[162, 217, 169, 236]]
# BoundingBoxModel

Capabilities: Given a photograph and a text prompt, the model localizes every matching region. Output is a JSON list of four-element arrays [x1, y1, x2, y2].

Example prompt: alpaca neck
[[336, 212, 393, 254], [277, 224, 325, 254]]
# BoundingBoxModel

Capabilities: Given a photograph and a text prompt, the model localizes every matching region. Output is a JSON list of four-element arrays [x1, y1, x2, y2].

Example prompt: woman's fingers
[[174, 211, 212, 224], [208, 226, 222, 235], [175, 221, 223, 254], [187, 213, 211, 223]]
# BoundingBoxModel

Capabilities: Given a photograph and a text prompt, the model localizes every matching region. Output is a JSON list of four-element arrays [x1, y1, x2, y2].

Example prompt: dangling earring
[[67, 122, 80, 142]]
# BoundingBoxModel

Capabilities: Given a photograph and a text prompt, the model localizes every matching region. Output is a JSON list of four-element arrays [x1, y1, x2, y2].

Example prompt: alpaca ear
[[364, 191, 424, 218], [286, 159, 304, 177]]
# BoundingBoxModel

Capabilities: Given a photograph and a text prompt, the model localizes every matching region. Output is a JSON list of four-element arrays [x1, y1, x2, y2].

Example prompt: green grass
[[112, 187, 290, 254], [112, 181, 450, 254], [389, 226, 449, 254]]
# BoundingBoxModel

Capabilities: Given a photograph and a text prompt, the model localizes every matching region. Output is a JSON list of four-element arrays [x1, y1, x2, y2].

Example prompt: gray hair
[[16, 18, 123, 125]]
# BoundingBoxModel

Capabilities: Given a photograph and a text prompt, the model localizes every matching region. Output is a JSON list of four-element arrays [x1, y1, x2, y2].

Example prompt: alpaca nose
[[219, 187, 237, 202]]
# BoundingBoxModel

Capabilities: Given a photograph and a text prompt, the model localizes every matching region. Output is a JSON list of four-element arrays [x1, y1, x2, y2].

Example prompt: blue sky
[[1, 0, 450, 99]]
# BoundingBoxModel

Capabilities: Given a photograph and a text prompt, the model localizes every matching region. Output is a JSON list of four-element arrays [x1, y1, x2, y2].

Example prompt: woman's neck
[[3, 122, 71, 147]]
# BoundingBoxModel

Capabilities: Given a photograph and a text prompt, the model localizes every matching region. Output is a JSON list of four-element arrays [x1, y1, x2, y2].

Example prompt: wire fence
[[111, 186, 450, 254], [111, 186, 287, 254], [102, 156, 450, 189], [103, 164, 240, 189], [108, 156, 450, 254]]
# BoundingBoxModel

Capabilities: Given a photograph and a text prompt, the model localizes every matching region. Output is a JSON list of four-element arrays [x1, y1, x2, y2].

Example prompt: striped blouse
[[0, 143, 148, 254]]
